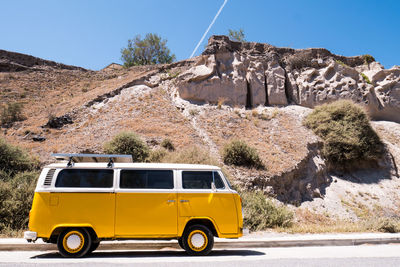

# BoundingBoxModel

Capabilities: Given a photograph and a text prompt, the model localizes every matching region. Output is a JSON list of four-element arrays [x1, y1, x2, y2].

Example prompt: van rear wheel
[[182, 224, 214, 256], [57, 228, 92, 258]]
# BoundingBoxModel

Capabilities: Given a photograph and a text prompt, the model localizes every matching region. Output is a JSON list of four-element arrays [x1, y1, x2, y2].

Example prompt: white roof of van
[[45, 162, 221, 170]]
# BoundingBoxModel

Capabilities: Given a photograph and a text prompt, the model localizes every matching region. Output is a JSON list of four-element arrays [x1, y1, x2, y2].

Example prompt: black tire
[[182, 224, 214, 256], [57, 228, 92, 258], [87, 241, 100, 254], [178, 238, 184, 250]]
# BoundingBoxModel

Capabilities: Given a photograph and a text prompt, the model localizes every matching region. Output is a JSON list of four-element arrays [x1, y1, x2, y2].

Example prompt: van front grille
[[44, 169, 56, 186]]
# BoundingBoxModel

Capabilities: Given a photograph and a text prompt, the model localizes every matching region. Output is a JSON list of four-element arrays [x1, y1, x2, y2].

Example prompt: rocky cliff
[[0, 49, 86, 72], [177, 35, 400, 123]]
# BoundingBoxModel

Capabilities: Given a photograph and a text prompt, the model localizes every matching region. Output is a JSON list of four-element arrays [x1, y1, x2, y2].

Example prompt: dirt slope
[[1, 46, 399, 224]]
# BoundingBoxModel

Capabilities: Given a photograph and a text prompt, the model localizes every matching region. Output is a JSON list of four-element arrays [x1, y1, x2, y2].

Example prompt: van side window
[[120, 170, 173, 189], [182, 171, 225, 189], [55, 169, 113, 188]]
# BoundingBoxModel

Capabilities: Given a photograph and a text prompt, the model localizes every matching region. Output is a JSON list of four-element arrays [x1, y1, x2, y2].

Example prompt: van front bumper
[[24, 231, 37, 242]]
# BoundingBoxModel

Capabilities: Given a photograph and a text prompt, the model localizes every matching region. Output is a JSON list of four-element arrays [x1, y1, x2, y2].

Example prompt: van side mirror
[[211, 182, 217, 192]]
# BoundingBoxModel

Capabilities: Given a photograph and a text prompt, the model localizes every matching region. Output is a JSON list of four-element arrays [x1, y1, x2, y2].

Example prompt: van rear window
[[182, 171, 225, 189], [120, 170, 174, 189], [55, 169, 114, 188]]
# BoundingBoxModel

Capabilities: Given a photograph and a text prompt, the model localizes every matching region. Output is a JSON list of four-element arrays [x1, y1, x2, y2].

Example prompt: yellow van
[[24, 154, 243, 257]]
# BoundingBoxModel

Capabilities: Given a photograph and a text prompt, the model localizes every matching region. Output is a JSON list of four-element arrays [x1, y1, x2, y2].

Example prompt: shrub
[[377, 218, 400, 233], [121, 33, 175, 67], [223, 140, 264, 169], [228, 29, 246, 42], [189, 109, 199, 116], [148, 148, 167, 163], [0, 170, 11, 182], [0, 138, 35, 176], [1, 103, 25, 126], [363, 54, 375, 64], [361, 73, 371, 84], [0, 171, 38, 233], [335, 60, 347, 67], [303, 100, 384, 168], [161, 146, 219, 165], [241, 191, 293, 231], [161, 138, 175, 151], [103, 132, 150, 162]]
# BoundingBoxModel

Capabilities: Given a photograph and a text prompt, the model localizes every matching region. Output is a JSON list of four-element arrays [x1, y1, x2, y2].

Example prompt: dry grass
[[2, 74, 203, 163], [0, 228, 25, 238], [196, 107, 313, 176], [279, 208, 400, 234]]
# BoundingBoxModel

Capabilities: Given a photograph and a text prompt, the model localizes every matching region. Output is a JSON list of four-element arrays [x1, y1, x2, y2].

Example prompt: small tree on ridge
[[121, 33, 176, 67]]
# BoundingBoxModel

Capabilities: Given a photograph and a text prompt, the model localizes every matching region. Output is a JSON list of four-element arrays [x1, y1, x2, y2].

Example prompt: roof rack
[[51, 153, 133, 167]]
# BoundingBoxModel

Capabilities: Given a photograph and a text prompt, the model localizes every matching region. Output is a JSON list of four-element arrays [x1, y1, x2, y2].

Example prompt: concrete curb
[[1, 234, 400, 251]]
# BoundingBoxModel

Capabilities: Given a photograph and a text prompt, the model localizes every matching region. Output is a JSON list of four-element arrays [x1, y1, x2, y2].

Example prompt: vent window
[[43, 169, 56, 186]]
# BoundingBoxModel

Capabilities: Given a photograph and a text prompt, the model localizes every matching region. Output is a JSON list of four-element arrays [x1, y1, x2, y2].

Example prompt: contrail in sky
[[190, 0, 228, 58]]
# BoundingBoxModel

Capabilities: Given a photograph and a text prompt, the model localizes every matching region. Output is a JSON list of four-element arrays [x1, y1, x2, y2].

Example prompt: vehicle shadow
[[31, 249, 265, 259]]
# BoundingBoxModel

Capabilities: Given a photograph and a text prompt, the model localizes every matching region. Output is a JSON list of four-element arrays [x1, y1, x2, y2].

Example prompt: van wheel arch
[[183, 219, 218, 237], [50, 226, 99, 243]]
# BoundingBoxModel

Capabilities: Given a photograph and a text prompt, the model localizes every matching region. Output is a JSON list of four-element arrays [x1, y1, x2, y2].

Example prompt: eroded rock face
[[237, 141, 330, 205], [176, 35, 400, 122], [295, 61, 372, 107], [370, 66, 400, 122], [0, 49, 86, 72]]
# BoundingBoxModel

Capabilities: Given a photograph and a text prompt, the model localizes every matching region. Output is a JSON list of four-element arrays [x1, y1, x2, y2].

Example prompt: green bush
[[161, 146, 219, 166], [161, 138, 175, 151], [104, 132, 150, 162], [121, 33, 175, 67], [363, 54, 375, 64], [377, 218, 400, 233], [223, 140, 264, 169], [0, 170, 11, 182], [361, 73, 371, 84], [0, 171, 38, 233], [241, 191, 293, 231], [0, 138, 35, 176], [148, 148, 167, 163], [304, 100, 384, 168], [1, 103, 25, 126]]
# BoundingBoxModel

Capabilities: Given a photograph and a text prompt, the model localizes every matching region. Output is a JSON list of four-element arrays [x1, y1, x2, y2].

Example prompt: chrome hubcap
[[191, 233, 205, 248]]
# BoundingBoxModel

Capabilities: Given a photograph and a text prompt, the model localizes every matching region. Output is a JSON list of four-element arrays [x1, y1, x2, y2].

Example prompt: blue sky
[[1, 0, 399, 70]]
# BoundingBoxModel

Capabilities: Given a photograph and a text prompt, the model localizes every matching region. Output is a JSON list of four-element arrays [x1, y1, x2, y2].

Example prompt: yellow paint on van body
[[29, 192, 115, 239], [178, 193, 238, 235], [115, 192, 178, 238], [29, 191, 242, 239]]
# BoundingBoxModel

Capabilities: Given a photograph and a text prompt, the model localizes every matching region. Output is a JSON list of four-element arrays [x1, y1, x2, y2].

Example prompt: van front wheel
[[182, 224, 214, 256], [57, 228, 92, 258]]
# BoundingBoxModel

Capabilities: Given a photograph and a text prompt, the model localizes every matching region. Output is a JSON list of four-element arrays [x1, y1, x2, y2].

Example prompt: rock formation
[[0, 49, 86, 72], [176, 35, 400, 123]]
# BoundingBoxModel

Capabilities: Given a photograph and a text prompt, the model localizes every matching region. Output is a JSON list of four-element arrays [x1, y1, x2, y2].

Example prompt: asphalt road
[[1, 244, 399, 267]]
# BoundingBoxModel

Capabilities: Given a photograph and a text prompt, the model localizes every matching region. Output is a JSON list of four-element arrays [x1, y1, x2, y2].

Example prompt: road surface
[[1, 244, 399, 266]]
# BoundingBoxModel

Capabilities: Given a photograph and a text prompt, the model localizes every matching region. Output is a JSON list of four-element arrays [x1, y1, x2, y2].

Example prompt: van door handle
[[167, 200, 175, 203], [180, 200, 189, 203]]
